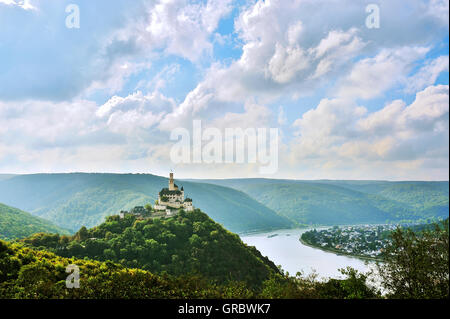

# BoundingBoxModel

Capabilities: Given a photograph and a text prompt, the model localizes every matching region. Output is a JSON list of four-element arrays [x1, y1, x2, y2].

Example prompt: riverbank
[[241, 228, 373, 279], [299, 237, 383, 262]]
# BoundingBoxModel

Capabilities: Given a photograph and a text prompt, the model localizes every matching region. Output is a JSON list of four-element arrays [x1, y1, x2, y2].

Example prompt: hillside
[[0, 237, 382, 299], [0, 173, 292, 233], [0, 203, 70, 240], [22, 209, 280, 288], [199, 179, 449, 225], [0, 239, 259, 298], [324, 181, 449, 218]]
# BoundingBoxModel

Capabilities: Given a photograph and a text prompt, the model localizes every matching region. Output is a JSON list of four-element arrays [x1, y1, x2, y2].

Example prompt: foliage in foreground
[[0, 239, 380, 299], [0, 239, 256, 299], [21, 209, 279, 288], [2, 217, 447, 299], [377, 219, 449, 299]]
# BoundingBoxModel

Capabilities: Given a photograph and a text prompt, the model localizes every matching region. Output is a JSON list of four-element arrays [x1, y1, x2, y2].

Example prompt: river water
[[240, 228, 376, 280]]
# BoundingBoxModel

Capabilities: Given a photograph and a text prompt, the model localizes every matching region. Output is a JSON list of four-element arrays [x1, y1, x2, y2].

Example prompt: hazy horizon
[[0, 171, 448, 183]]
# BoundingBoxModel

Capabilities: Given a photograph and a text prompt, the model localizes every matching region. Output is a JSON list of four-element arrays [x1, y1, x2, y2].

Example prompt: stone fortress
[[119, 172, 194, 219], [153, 172, 194, 216]]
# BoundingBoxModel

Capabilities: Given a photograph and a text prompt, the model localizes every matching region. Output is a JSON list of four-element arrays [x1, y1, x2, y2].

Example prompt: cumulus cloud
[[0, 0, 231, 102], [0, 0, 35, 10], [0, 0, 448, 179], [337, 46, 429, 99], [428, 0, 450, 24], [97, 91, 175, 135], [404, 55, 449, 93], [110, 0, 233, 63], [289, 85, 449, 179]]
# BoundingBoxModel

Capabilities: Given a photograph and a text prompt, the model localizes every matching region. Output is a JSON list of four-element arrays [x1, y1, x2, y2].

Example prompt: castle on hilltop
[[154, 172, 194, 216]]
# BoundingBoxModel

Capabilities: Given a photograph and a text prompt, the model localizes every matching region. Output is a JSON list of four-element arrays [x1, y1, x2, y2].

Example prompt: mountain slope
[[0, 239, 257, 299], [0, 203, 70, 240], [0, 173, 292, 233], [326, 181, 449, 218], [22, 209, 281, 287], [199, 179, 449, 225]]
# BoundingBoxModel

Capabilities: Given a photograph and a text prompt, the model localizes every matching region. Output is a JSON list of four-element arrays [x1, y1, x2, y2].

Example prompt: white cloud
[[405, 55, 449, 93], [0, 0, 35, 10], [428, 0, 450, 24], [288, 85, 449, 179], [337, 46, 429, 99], [139, 0, 233, 62], [1, 0, 448, 180], [98, 91, 176, 136]]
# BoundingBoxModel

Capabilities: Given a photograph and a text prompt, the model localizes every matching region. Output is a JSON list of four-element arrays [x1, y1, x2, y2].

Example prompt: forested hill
[[197, 179, 449, 225], [0, 203, 70, 240], [0, 173, 292, 233], [22, 209, 280, 288], [0, 239, 259, 299]]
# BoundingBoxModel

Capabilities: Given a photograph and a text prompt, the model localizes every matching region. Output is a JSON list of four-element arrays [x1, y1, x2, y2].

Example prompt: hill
[[0, 203, 70, 240], [0, 237, 381, 299], [22, 209, 280, 288], [198, 179, 449, 225], [0, 173, 292, 233], [0, 239, 258, 298]]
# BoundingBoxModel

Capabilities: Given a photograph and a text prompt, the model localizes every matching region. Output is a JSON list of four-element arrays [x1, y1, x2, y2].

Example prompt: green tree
[[75, 226, 89, 241], [377, 220, 449, 299]]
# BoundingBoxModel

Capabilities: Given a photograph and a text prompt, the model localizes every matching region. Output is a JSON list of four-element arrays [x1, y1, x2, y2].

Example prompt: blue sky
[[0, 0, 448, 180]]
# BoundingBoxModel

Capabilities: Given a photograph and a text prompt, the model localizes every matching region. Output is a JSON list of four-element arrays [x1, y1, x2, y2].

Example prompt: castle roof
[[159, 188, 182, 196]]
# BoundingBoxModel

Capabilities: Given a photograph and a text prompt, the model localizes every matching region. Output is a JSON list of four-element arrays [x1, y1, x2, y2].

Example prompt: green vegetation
[[0, 238, 380, 299], [1, 217, 447, 299], [0, 203, 70, 241], [21, 209, 280, 288], [202, 179, 449, 225], [0, 239, 256, 299], [378, 219, 449, 298], [0, 173, 292, 233], [2, 175, 446, 232]]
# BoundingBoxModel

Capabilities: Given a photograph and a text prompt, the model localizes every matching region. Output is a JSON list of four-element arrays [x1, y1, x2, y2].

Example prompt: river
[[240, 228, 376, 280]]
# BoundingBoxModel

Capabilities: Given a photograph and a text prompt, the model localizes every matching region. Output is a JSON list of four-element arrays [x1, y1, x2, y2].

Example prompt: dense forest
[[0, 239, 256, 298], [0, 203, 69, 241], [0, 237, 382, 299], [1, 174, 447, 232], [21, 209, 280, 288], [202, 179, 449, 225], [2, 218, 447, 299], [0, 173, 292, 233]]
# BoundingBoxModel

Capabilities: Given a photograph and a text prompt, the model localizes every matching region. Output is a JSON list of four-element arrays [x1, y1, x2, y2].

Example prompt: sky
[[0, 0, 448, 180]]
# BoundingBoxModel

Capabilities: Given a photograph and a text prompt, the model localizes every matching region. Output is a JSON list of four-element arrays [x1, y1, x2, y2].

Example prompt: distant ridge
[[0, 173, 292, 233], [197, 178, 449, 225]]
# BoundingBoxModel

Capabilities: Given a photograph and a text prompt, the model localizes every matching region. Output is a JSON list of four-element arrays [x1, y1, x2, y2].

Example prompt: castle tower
[[169, 172, 175, 191]]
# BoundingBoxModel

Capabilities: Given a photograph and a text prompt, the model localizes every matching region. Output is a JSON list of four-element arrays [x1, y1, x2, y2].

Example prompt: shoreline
[[299, 237, 382, 262]]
